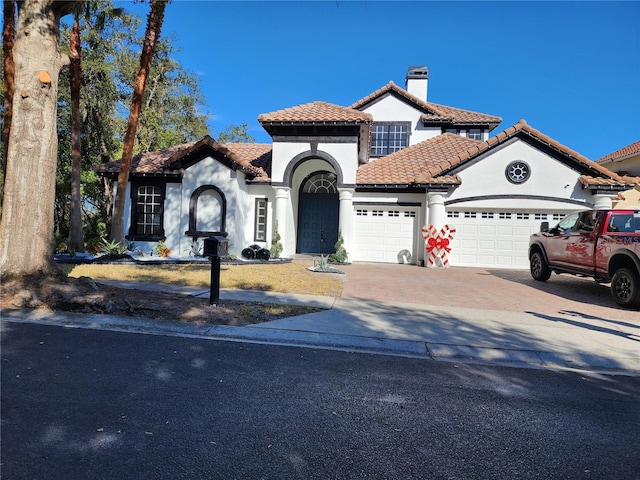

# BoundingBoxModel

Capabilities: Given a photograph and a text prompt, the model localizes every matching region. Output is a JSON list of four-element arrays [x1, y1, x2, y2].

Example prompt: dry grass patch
[[60, 261, 344, 297], [0, 274, 323, 326]]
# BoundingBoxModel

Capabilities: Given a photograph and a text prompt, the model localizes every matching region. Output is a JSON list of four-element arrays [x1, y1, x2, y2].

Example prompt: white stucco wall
[[446, 138, 595, 210], [270, 141, 360, 185], [359, 94, 464, 146], [240, 183, 275, 252], [173, 157, 250, 258], [163, 182, 183, 253]]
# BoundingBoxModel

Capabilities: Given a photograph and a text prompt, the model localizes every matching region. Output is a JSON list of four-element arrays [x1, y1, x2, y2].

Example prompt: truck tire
[[610, 268, 640, 309], [530, 251, 551, 281]]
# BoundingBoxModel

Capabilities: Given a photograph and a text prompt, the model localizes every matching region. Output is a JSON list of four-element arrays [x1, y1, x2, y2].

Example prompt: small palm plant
[[314, 254, 330, 271], [99, 238, 128, 258]]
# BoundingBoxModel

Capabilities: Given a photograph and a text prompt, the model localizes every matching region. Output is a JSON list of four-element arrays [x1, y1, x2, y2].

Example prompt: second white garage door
[[352, 206, 418, 263], [444, 210, 570, 269]]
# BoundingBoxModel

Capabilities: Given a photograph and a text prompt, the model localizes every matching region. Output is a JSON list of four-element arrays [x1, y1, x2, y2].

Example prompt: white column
[[593, 194, 613, 210], [338, 188, 354, 261], [425, 192, 447, 268], [427, 192, 446, 231], [273, 187, 290, 257]]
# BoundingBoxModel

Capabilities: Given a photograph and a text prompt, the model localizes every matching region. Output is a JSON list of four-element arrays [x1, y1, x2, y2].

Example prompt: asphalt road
[[2, 321, 639, 480]]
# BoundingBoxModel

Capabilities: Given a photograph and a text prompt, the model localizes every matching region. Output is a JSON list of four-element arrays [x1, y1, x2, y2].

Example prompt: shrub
[[154, 240, 172, 258], [330, 230, 348, 263], [84, 217, 107, 254], [270, 222, 283, 259]]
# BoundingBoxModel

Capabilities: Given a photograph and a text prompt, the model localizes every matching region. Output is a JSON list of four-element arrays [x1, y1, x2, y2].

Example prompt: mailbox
[[203, 236, 229, 257]]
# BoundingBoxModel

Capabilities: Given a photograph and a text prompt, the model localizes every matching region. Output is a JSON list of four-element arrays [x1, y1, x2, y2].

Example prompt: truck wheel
[[530, 252, 551, 281], [611, 268, 640, 309]]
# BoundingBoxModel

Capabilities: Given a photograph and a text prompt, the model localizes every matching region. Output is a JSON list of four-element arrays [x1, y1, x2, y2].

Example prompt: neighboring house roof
[[258, 101, 373, 124], [350, 81, 502, 129], [356, 119, 639, 189], [579, 175, 639, 189], [94, 135, 272, 180], [596, 140, 640, 164]]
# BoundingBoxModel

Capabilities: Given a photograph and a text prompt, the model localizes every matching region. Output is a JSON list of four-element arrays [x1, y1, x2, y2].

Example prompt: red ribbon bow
[[427, 237, 451, 253]]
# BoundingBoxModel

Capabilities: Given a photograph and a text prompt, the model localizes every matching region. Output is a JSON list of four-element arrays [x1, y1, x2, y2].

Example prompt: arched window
[[186, 185, 227, 237], [301, 172, 337, 194]]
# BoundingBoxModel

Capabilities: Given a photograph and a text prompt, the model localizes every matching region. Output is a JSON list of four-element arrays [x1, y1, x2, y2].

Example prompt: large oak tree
[[0, 0, 79, 276]]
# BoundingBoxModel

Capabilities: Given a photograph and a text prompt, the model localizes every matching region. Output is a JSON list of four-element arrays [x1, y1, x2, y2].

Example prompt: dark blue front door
[[297, 194, 339, 254]]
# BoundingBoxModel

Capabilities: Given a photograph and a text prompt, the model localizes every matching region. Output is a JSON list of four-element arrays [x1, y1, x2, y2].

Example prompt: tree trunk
[[2, 0, 16, 213], [0, 0, 78, 277], [110, 0, 167, 243], [68, 13, 84, 252]]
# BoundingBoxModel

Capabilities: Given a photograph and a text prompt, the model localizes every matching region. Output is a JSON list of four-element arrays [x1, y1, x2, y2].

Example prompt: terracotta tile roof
[[356, 133, 477, 185], [258, 101, 373, 124], [94, 141, 196, 175], [420, 102, 502, 126], [596, 140, 640, 164], [94, 136, 270, 180], [579, 175, 640, 188], [356, 120, 635, 188], [223, 143, 272, 181], [350, 81, 502, 128]]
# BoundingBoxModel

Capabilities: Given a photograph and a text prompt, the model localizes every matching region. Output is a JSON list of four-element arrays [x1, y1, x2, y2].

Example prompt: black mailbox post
[[203, 236, 229, 306]]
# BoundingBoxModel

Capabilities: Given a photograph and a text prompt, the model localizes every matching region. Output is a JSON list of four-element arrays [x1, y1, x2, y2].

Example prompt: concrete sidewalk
[[3, 278, 639, 376]]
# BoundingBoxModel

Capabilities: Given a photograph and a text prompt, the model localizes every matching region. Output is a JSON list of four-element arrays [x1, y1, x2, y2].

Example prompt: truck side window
[[576, 212, 595, 232], [608, 214, 633, 233], [557, 212, 579, 233]]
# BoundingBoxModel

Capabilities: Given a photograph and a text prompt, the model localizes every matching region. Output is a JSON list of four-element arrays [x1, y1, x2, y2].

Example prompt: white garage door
[[445, 210, 571, 269], [352, 206, 418, 263]]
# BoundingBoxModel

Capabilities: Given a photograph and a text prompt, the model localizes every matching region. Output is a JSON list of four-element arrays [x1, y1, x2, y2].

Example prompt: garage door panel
[[447, 210, 572, 268], [514, 226, 534, 235], [478, 240, 496, 250], [496, 240, 514, 250], [457, 224, 478, 235], [478, 225, 497, 235], [496, 256, 515, 266], [353, 208, 417, 263], [368, 225, 387, 235], [459, 238, 479, 248], [496, 226, 514, 236]]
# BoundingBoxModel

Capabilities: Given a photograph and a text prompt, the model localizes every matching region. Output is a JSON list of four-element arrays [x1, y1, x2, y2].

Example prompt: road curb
[[2, 308, 638, 376]]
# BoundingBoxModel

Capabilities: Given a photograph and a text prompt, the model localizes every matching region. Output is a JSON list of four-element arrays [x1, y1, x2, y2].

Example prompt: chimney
[[405, 66, 429, 101]]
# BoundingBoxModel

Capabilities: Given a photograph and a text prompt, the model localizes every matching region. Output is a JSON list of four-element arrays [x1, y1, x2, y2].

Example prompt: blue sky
[[119, 1, 639, 160]]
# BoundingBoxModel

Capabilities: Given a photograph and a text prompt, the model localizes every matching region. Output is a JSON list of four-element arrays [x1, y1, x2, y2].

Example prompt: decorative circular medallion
[[505, 160, 531, 184]]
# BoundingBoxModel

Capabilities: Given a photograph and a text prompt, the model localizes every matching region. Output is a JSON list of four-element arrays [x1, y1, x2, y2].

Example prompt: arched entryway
[[297, 171, 339, 254]]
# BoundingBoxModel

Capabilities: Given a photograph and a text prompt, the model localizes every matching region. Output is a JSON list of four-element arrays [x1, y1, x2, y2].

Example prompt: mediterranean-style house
[[95, 66, 639, 268], [597, 140, 640, 209]]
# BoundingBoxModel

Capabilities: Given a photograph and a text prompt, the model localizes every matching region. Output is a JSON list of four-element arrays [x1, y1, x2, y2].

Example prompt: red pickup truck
[[529, 209, 640, 309]]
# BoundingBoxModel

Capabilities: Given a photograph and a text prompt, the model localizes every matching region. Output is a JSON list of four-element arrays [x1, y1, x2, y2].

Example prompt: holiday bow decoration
[[422, 224, 456, 267]]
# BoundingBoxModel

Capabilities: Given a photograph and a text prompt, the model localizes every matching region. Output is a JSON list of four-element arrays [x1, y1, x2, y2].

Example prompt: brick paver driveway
[[339, 263, 640, 322]]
